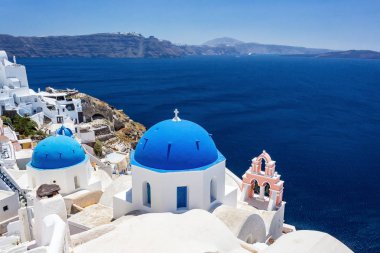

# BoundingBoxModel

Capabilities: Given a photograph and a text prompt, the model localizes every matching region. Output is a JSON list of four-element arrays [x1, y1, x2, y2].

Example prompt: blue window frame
[[143, 182, 151, 207]]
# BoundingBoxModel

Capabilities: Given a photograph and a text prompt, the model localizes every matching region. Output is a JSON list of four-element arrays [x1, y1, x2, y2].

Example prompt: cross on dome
[[173, 108, 181, 122]]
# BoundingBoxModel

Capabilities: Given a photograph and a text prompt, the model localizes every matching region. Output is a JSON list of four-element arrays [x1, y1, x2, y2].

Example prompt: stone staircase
[[0, 166, 28, 206]]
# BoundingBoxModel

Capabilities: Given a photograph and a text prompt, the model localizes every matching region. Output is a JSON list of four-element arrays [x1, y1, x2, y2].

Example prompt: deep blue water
[[19, 56, 380, 252]]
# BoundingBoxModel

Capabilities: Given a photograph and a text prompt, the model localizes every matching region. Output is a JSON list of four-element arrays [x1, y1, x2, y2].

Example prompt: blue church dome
[[56, 125, 73, 137], [30, 135, 86, 169], [133, 118, 223, 171]]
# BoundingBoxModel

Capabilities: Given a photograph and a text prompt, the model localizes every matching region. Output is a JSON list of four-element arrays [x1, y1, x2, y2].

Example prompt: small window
[[66, 104, 75, 111], [177, 186, 188, 209], [74, 176, 80, 189], [143, 182, 151, 207], [3, 205, 8, 212], [210, 179, 217, 203]]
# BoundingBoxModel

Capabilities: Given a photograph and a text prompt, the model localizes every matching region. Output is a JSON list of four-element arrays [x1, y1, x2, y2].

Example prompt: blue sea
[[20, 56, 380, 252]]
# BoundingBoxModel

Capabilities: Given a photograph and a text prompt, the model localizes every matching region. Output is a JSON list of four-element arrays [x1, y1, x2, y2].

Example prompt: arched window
[[143, 182, 151, 207], [210, 178, 217, 203]]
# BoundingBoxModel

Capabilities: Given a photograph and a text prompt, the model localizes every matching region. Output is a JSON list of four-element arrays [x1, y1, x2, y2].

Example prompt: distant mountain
[[203, 37, 332, 55], [314, 50, 380, 59], [203, 37, 244, 47], [1, 33, 376, 59]]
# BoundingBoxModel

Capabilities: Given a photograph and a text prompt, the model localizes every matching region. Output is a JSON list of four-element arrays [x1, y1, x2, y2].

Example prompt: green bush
[[94, 139, 103, 157], [1, 115, 45, 139], [12, 115, 38, 136], [1, 116, 12, 126]]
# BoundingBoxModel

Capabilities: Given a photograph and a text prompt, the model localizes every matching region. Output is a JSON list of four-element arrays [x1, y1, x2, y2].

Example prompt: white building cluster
[[0, 51, 83, 126], [0, 112, 354, 253]]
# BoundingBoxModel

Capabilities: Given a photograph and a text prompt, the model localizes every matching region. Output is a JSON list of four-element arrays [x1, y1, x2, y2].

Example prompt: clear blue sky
[[1, 0, 379, 50]]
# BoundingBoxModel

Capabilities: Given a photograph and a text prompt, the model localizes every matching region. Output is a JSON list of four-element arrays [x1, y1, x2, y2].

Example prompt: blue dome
[[133, 119, 221, 171], [56, 125, 73, 137], [30, 135, 86, 169]]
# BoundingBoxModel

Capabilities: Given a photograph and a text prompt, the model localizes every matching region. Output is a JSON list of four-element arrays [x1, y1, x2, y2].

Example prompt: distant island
[[0, 33, 378, 59], [290, 50, 380, 59]]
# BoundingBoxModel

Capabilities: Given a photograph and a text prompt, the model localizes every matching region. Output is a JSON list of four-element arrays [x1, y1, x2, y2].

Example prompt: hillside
[[0, 33, 186, 58]]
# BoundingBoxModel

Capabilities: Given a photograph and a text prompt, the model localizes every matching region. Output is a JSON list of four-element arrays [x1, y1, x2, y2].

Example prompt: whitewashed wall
[[0, 191, 19, 223], [113, 160, 235, 218], [4, 63, 28, 87], [26, 157, 93, 195]]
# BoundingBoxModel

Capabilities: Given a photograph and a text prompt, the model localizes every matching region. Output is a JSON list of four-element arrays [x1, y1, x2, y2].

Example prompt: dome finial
[[173, 108, 181, 122]]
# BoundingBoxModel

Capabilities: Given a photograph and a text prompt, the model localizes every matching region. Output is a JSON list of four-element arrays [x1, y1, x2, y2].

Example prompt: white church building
[[113, 110, 238, 218], [26, 134, 101, 195]]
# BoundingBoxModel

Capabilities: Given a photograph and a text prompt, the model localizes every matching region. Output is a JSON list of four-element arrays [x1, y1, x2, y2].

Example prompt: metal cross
[[173, 108, 181, 121]]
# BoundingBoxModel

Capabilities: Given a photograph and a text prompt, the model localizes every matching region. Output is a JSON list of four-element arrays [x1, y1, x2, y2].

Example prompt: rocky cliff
[[0, 33, 186, 58], [73, 92, 145, 152]]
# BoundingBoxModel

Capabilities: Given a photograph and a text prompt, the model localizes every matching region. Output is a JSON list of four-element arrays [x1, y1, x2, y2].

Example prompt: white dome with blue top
[[29, 135, 86, 170], [132, 112, 224, 171]]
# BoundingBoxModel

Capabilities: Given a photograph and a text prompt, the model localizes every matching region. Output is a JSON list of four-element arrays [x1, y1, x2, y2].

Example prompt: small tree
[[12, 115, 38, 136], [94, 139, 103, 157]]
